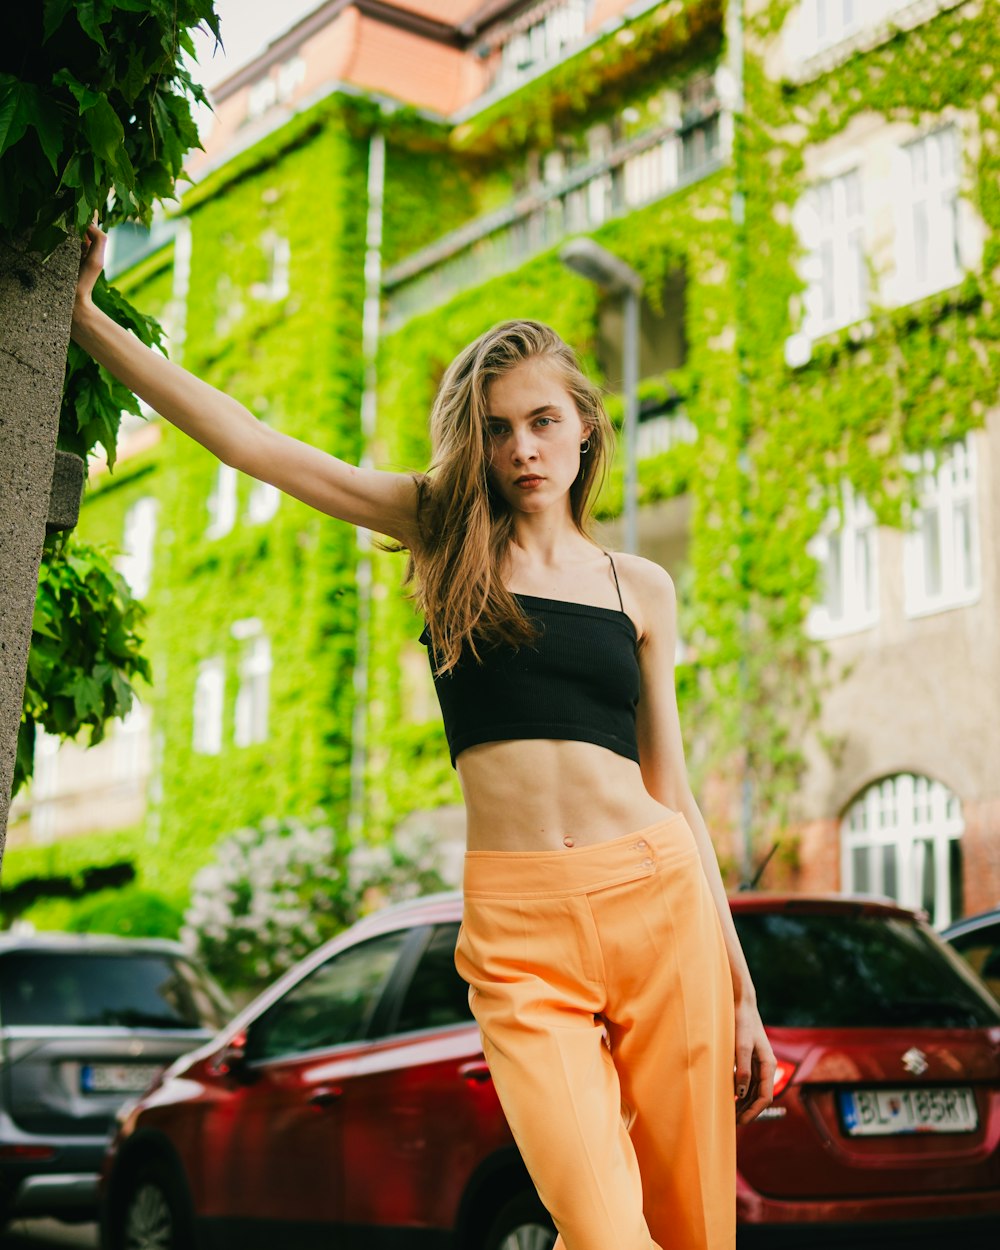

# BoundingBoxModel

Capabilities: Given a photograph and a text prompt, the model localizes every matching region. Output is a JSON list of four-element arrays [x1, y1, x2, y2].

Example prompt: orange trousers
[[455, 814, 736, 1250]]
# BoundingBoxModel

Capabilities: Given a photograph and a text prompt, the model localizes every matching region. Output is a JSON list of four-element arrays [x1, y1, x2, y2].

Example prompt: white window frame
[[113, 700, 148, 786], [842, 774, 964, 928], [795, 167, 867, 339], [247, 75, 277, 120], [31, 728, 62, 843], [894, 125, 962, 304], [247, 479, 280, 524], [807, 483, 879, 638], [803, 0, 862, 52], [234, 630, 271, 748], [903, 434, 980, 617], [117, 496, 159, 599], [784, 3, 968, 81], [252, 234, 291, 303], [193, 658, 225, 755], [497, 0, 589, 88], [277, 56, 305, 102], [206, 463, 238, 540]]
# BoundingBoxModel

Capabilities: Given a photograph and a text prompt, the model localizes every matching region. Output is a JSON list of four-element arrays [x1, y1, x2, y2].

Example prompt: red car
[[99, 893, 1000, 1250]]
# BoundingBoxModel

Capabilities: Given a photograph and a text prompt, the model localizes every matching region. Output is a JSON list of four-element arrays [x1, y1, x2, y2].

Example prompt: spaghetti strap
[[605, 551, 625, 613]]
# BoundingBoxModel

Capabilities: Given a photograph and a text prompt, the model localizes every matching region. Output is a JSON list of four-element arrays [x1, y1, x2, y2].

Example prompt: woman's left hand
[[734, 999, 775, 1124]]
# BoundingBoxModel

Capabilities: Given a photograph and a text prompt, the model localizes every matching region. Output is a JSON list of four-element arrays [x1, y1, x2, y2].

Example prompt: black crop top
[[419, 555, 641, 767]]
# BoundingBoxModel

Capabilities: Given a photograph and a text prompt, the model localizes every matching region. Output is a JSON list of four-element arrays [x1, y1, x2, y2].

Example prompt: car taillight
[[0, 1145, 57, 1160], [772, 1059, 797, 1098]]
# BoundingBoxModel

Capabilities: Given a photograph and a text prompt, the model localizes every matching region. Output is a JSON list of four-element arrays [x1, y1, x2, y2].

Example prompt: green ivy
[[3, 1, 221, 822], [16, 538, 150, 795], [451, 0, 724, 154], [367, 0, 1000, 861], [20, 0, 999, 910]]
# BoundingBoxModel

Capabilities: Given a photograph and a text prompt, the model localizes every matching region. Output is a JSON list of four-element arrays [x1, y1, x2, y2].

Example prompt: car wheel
[[117, 1161, 194, 1250], [483, 1190, 556, 1250]]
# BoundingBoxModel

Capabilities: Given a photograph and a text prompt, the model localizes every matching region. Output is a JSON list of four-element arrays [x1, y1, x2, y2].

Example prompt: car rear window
[[0, 951, 228, 1030], [734, 911, 1000, 1029]]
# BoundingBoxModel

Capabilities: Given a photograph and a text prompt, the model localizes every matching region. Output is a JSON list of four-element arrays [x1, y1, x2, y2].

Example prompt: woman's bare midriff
[[458, 738, 677, 851]]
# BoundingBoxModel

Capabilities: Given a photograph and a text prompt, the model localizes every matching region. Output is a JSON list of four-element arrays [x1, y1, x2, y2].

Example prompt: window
[[246, 930, 409, 1061], [0, 951, 228, 1030], [808, 0, 861, 49], [247, 75, 277, 120], [247, 479, 280, 523], [206, 463, 238, 539], [842, 774, 965, 928], [393, 924, 473, 1035], [31, 728, 61, 842], [117, 497, 158, 599], [277, 55, 305, 102], [896, 126, 962, 301], [903, 434, 979, 616], [795, 168, 866, 337], [113, 700, 148, 785], [497, 0, 588, 88], [948, 923, 1000, 1003], [252, 233, 291, 303], [733, 910, 996, 1029], [193, 658, 224, 755], [234, 632, 271, 748], [214, 273, 245, 340], [807, 484, 878, 637]]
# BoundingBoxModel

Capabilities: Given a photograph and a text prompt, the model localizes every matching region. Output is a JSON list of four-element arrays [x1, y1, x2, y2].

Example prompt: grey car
[[943, 907, 1000, 1002], [0, 933, 230, 1226]]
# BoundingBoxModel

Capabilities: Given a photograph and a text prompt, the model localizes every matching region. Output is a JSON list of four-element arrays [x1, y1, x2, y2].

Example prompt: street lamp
[[559, 238, 642, 554]]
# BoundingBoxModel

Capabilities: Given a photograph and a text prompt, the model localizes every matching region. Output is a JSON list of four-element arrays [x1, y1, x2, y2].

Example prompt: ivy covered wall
[[367, 0, 1000, 875], [6, 0, 998, 924]]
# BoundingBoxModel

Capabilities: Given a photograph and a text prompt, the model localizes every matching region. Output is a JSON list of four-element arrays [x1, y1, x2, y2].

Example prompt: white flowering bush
[[345, 823, 460, 916], [182, 811, 460, 991], [181, 813, 348, 989]]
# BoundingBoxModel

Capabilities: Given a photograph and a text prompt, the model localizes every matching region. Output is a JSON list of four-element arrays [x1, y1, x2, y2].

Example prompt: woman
[[72, 223, 774, 1250]]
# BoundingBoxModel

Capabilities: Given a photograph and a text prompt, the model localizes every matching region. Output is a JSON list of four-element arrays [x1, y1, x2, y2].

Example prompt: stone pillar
[[0, 234, 81, 857]]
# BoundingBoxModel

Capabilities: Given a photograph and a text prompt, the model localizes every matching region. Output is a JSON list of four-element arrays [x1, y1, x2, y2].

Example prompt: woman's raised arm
[[70, 224, 420, 546]]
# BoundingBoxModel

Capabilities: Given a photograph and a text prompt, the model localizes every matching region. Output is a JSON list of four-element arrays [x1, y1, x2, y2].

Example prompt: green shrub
[[66, 887, 184, 938]]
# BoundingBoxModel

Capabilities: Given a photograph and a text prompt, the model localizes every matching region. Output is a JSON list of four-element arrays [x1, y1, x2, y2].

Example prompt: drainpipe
[[347, 129, 386, 842], [726, 0, 755, 885]]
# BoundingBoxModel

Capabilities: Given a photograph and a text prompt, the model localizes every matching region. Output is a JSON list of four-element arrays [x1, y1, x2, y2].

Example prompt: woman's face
[[484, 356, 590, 517]]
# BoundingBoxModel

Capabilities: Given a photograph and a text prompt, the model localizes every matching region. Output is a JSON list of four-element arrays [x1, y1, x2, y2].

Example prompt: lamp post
[[559, 238, 642, 554]]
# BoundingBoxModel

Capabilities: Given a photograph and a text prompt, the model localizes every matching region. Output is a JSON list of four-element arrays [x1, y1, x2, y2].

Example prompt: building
[[6, 0, 998, 932]]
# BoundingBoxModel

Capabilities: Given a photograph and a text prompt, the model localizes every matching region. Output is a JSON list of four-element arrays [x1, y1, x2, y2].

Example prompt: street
[[0, 1222, 96, 1249]]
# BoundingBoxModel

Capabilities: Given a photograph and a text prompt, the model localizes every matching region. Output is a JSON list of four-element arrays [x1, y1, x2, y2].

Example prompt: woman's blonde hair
[[409, 320, 614, 673]]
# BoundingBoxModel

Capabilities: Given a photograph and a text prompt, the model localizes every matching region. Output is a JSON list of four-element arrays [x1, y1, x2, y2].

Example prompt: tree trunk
[[0, 234, 79, 861]]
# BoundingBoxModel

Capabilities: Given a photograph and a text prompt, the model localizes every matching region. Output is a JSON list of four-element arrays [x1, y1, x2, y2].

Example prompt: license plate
[[80, 1064, 161, 1094], [839, 1087, 978, 1136]]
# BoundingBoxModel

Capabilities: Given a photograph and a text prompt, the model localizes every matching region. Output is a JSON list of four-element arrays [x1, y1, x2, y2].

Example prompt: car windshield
[[0, 951, 229, 1030], [734, 910, 1000, 1029]]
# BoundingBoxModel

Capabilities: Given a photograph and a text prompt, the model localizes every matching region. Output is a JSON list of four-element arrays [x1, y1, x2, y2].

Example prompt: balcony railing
[[383, 107, 725, 329]]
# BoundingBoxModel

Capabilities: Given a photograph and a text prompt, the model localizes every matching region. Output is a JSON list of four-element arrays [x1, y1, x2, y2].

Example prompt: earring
[[580, 438, 591, 453]]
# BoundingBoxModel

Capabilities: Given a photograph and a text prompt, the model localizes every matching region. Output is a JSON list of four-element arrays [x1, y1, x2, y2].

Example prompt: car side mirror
[[210, 1029, 251, 1081]]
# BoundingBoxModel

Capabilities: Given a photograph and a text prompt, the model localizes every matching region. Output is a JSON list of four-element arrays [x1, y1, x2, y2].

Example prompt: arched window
[[841, 774, 964, 927]]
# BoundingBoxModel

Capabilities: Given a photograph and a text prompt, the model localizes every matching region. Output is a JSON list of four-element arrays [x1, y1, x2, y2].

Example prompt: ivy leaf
[[52, 68, 103, 115], [42, 0, 76, 43], [66, 673, 104, 720], [0, 76, 33, 157], [31, 599, 61, 641], [27, 88, 65, 172], [81, 95, 125, 166], [74, 0, 109, 52]]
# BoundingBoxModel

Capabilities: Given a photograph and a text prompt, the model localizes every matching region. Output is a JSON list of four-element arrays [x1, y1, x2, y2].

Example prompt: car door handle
[[459, 1061, 492, 1085], [309, 1085, 343, 1108]]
